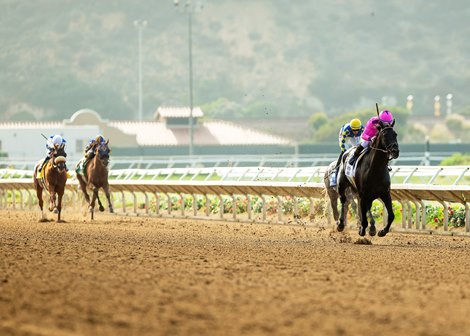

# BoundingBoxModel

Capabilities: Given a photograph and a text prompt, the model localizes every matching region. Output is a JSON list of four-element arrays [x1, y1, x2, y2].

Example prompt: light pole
[[406, 95, 414, 113], [446, 93, 453, 116], [174, 0, 202, 156], [134, 19, 147, 121], [434, 95, 441, 117]]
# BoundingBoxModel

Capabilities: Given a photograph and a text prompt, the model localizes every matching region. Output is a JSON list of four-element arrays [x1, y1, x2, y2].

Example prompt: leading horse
[[33, 146, 68, 222], [336, 122, 399, 237], [76, 141, 113, 220], [324, 161, 375, 231]]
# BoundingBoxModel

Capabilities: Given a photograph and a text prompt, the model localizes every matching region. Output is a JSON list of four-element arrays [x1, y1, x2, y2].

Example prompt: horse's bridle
[[370, 126, 398, 160], [96, 144, 110, 167]]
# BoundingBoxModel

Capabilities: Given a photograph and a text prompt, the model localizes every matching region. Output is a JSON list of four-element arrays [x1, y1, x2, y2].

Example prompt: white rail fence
[[0, 152, 453, 170], [0, 166, 469, 234]]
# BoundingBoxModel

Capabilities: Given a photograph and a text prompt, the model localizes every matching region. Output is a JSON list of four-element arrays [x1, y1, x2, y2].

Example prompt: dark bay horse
[[324, 160, 375, 231], [336, 123, 399, 237], [33, 146, 68, 222], [76, 141, 113, 219]]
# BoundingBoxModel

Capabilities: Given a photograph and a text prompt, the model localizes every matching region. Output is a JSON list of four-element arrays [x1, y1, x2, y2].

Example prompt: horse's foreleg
[[359, 198, 372, 236], [337, 192, 348, 232], [49, 190, 57, 212], [368, 210, 376, 236], [97, 195, 105, 212], [378, 193, 395, 237], [36, 186, 47, 222], [104, 185, 113, 213], [89, 187, 99, 220], [56, 192, 64, 222]]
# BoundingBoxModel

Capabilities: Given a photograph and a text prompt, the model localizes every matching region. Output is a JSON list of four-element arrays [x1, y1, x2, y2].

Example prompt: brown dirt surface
[[1, 210, 470, 336]]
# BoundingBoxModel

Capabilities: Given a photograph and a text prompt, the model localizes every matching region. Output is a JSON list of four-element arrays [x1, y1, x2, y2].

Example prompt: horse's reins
[[370, 126, 397, 160]]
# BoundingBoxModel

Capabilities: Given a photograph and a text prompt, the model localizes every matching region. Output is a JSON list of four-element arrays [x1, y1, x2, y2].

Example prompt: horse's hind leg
[[327, 189, 339, 221], [77, 175, 90, 203], [378, 193, 395, 237]]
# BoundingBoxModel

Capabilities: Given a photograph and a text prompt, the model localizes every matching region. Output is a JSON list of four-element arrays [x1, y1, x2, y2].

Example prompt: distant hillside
[[1, 0, 469, 128]]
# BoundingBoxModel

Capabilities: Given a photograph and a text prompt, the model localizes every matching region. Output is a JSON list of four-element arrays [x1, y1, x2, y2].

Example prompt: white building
[[0, 108, 291, 160]]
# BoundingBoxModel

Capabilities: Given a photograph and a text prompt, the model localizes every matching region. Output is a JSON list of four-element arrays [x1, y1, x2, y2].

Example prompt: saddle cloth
[[344, 149, 368, 187]]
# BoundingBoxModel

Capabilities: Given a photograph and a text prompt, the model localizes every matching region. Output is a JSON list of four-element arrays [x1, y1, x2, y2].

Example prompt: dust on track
[[1, 210, 470, 336]]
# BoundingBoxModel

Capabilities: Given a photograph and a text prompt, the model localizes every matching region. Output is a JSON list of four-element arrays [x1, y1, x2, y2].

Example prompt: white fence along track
[[0, 166, 469, 234]]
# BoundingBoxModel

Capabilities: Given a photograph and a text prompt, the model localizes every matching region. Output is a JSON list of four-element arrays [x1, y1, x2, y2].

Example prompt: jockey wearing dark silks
[[81, 135, 108, 169]]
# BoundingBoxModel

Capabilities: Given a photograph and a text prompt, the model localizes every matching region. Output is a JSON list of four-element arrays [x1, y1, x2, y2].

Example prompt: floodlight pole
[[188, 7, 194, 156], [134, 20, 147, 121], [175, 0, 201, 156]]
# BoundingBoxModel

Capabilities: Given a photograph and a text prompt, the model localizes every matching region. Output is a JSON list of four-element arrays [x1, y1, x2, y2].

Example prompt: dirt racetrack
[[1, 210, 470, 336]]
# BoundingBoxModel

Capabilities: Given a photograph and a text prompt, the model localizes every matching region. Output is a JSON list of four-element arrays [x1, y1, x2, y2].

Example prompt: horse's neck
[[47, 156, 55, 167], [93, 153, 106, 171], [367, 138, 388, 172]]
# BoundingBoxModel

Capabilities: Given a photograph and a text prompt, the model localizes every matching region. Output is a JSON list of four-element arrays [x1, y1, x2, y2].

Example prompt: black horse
[[336, 123, 399, 237], [324, 160, 376, 231]]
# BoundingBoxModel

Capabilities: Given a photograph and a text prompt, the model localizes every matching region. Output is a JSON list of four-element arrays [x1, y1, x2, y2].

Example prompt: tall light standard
[[174, 0, 202, 156], [134, 19, 147, 121], [446, 93, 453, 116]]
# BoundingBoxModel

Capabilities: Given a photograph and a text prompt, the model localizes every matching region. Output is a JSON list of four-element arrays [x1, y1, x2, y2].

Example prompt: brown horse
[[33, 146, 68, 222], [76, 141, 113, 220]]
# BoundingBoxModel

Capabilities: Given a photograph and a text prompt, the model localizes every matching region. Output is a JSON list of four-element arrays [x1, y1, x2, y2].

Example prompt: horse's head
[[96, 140, 111, 167], [51, 145, 67, 172], [376, 122, 400, 160]]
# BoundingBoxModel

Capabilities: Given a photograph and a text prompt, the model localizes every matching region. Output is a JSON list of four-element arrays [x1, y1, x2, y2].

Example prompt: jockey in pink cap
[[349, 110, 394, 165]]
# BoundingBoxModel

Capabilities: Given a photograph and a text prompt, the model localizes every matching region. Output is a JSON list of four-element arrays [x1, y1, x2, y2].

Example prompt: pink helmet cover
[[379, 110, 394, 122]]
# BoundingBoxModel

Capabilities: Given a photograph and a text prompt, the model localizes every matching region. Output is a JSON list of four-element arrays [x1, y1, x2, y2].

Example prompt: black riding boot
[[335, 152, 344, 170], [331, 152, 344, 186], [349, 145, 364, 165], [39, 156, 49, 172]]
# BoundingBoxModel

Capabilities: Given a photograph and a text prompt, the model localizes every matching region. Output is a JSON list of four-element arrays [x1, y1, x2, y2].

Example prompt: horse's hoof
[[358, 227, 366, 236], [99, 206, 105, 212], [369, 226, 377, 237], [109, 208, 114, 213], [38, 218, 49, 223], [337, 222, 345, 232], [53, 208, 59, 214], [378, 229, 389, 237], [57, 219, 66, 223]]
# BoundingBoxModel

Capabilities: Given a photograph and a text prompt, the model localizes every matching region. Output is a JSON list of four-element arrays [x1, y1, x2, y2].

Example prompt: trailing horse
[[76, 141, 113, 220], [336, 122, 399, 237], [324, 160, 376, 231], [33, 146, 68, 222]]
